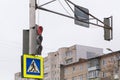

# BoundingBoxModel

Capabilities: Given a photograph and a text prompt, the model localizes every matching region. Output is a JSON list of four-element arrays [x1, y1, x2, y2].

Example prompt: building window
[[73, 66, 76, 71], [79, 75, 83, 80], [44, 73, 48, 77], [80, 65, 83, 71], [64, 69, 67, 74], [102, 72, 106, 78], [44, 60, 48, 66], [88, 59, 99, 68], [58, 77, 59, 80], [102, 59, 106, 66], [66, 51, 72, 57], [45, 66, 49, 71], [87, 52, 97, 59], [111, 57, 114, 62], [72, 77, 77, 80], [88, 70, 99, 78], [72, 77, 74, 80], [52, 64, 56, 69], [66, 58, 73, 64]]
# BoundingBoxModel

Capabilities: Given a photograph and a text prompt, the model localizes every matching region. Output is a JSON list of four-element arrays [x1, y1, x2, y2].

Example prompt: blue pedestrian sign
[[22, 54, 44, 79], [27, 58, 40, 75]]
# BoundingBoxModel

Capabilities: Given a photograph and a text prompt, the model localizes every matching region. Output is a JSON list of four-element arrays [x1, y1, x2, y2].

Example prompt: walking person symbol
[[28, 60, 38, 72]]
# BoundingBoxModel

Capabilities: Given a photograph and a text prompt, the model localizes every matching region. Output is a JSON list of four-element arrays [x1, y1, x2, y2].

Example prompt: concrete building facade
[[61, 59, 88, 80], [61, 51, 120, 80], [44, 44, 103, 80]]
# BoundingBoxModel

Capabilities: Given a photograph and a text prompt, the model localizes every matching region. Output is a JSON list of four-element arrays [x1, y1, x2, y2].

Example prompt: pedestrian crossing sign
[[22, 54, 44, 79]]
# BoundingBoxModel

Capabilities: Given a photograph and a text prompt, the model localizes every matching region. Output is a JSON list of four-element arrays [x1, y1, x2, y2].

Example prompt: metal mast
[[29, 0, 36, 54]]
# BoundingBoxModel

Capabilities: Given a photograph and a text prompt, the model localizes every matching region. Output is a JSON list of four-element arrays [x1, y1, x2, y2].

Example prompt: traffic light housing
[[36, 25, 43, 55], [104, 17, 113, 41], [23, 30, 29, 54]]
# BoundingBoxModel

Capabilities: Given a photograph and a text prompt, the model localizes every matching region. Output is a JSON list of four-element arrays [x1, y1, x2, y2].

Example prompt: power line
[[64, 0, 74, 14], [57, 0, 71, 16]]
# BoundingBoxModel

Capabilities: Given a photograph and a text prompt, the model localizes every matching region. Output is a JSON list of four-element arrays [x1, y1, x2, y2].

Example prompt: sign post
[[22, 0, 43, 80]]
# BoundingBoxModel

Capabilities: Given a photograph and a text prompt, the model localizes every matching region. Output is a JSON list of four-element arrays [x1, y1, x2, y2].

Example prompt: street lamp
[[106, 48, 113, 52]]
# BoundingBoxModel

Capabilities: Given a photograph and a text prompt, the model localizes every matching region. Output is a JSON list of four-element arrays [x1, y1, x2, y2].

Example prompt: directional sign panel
[[22, 54, 44, 79], [74, 5, 89, 27]]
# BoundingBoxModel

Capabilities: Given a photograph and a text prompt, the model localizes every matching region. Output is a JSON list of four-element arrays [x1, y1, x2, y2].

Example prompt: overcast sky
[[0, 0, 120, 80]]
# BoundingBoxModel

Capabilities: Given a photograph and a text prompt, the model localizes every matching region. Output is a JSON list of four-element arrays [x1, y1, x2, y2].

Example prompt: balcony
[[88, 66, 100, 71], [89, 78, 100, 80], [88, 70, 100, 79], [101, 77, 111, 80], [88, 58, 100, 71]]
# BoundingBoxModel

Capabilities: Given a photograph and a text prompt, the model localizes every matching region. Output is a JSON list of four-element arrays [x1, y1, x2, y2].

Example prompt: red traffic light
[[37, 26, 43, 35]]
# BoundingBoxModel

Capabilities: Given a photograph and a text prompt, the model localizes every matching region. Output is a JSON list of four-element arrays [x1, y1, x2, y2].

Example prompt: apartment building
[[61, 58, 88, 80], [61, 51, 120, 80], [44, 44, 103, 80]]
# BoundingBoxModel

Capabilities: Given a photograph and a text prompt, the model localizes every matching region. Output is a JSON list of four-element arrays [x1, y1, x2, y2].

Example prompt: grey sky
[[0, 0, 120, 80]]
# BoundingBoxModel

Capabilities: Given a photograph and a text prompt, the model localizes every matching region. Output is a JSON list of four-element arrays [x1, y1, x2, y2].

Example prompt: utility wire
[[65, 0, 95, 21], [64, 0, 83, 23], [40, 0, 56, 7], [64, 0, 74, 14], [57, 0, 71, 16]]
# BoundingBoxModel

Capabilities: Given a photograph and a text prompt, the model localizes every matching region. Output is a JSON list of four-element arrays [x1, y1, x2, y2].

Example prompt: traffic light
[[36, 25, 43, 55], [104, 17, 112, 41]]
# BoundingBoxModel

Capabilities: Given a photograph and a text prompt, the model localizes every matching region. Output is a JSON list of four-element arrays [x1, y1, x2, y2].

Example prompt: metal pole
[[29, 0, 37, 79], [29, 0, 40, 80], [29, 0, 36, 54]]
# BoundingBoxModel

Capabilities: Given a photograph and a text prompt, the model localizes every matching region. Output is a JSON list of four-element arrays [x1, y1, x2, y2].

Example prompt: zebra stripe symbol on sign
[[26, 58, 40, 75], [27, 60, 40, 73]]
